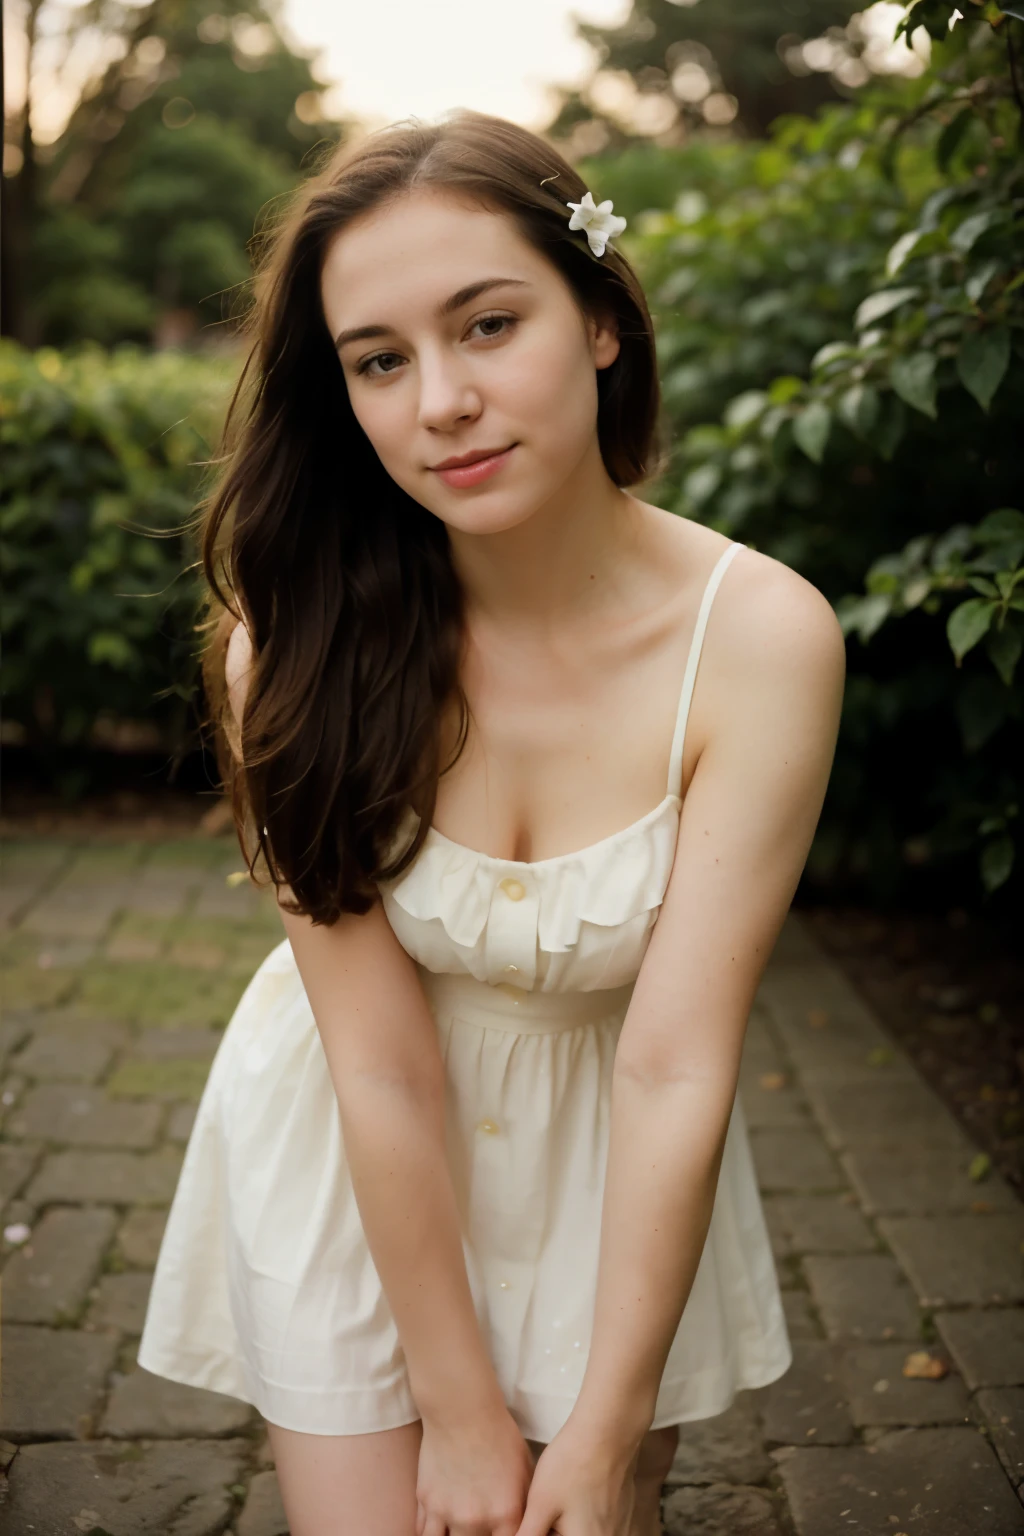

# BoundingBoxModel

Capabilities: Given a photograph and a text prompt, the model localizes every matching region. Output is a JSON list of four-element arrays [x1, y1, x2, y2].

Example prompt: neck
[[445, 440, 644, 633]]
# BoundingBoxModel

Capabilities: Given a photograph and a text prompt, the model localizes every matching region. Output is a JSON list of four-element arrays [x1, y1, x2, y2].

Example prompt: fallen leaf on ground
[[901, 1350, 949, 1380], [867, 1046, 894, 1067], [807, 1009, 829, 1028], [968, 1151, 992, 1182], [759, 1071, 787, 1091]]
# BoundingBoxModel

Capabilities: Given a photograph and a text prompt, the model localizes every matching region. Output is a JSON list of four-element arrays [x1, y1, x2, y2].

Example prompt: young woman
[[139, 110, 845, 1536]]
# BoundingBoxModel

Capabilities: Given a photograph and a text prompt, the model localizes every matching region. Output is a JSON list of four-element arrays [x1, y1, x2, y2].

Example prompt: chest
[[433, 605, 697, 865]]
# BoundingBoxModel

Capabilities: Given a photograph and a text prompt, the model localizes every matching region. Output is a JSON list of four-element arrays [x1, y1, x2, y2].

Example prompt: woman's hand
[[416, 1404, 536, 1536], [512, 1415, 640, 1536]]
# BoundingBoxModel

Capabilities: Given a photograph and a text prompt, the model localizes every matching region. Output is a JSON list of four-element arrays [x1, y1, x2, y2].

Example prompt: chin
[[434, 495, 544, 536]]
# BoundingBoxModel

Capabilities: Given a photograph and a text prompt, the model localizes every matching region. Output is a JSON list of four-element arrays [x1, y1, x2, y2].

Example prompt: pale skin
[[225, 185, 846, 1535]]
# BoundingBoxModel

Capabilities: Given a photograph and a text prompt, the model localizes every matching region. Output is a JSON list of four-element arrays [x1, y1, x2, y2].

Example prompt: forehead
[[320, 187, 552, 322]]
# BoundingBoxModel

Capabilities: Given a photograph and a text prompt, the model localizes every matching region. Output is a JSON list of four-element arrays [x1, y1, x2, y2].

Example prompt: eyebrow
[[332, 277, 531, 352]]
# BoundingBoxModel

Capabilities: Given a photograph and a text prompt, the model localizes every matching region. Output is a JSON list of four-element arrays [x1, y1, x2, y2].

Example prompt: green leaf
[[968, 1151, 992, 1182], [947, 597, 996, 662], [936, 108, 974, 172], [986, 622, 1023, 686], [885, 231, 923, 277], [855, 287, 920, 331], [838, 383, 880, 439], [978, 508, 1024, 541], [792, 401, 832, 464], [957, 326, 1011, 411], [950, 209, 1000, 254], [981, 834, 1015, 893], [890, 352, 938, 419], [874, 396, 907, 461], [965, 259, 1001, 303]]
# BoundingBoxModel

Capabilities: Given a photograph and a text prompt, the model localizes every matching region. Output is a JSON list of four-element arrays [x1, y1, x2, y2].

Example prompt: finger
[[419, 1513, 447, 1536], [512, 1499, 558, 1536]]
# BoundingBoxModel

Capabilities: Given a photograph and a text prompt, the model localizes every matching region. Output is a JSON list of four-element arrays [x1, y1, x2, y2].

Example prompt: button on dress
[[138, 539, 792, 1441]]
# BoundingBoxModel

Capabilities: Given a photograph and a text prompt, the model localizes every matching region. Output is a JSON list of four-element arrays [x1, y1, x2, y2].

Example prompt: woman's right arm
[[224, 620, 532, 1535]]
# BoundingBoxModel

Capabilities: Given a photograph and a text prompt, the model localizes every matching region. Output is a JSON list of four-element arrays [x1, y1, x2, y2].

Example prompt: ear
[[587, 306, 621, 371]]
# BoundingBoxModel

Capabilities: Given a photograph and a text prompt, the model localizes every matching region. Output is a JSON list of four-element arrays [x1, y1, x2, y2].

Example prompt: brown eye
[[472, 315, 516, 340]]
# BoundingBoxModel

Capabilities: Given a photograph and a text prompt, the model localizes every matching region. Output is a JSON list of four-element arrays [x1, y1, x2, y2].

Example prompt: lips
[[431, 445, 514, 471], [430, 444, 517, 490]]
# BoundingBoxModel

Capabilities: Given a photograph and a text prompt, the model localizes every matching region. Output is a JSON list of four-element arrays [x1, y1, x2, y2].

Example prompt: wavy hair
[[199, 110, 662, 924]]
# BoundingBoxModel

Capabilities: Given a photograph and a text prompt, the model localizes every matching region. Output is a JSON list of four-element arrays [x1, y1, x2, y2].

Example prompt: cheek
[[499, 328, 599, 443]]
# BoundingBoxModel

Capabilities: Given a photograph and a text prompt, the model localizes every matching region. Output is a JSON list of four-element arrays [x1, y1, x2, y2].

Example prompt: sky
[[281, 0, 632, 132], [3, 0, 632, 146], [3, 0, 923, 150]]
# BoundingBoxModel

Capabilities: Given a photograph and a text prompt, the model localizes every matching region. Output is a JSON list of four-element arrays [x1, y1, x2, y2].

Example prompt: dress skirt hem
[[136, 1330, 792, 1443]]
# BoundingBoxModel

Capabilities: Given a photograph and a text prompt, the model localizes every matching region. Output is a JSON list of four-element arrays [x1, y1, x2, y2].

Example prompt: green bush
[[612, 2, 1024, 905], [0, 341, 234, 782]]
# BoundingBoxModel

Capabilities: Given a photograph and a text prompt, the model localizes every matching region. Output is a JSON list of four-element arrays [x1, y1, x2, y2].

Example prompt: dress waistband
[[418, 969, 635, 1035]]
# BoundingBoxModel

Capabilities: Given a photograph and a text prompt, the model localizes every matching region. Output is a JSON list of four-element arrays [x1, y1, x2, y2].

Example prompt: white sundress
[[138, 538, 792, 1443]]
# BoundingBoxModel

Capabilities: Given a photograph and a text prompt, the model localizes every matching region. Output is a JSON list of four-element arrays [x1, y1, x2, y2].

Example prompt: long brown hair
[[200, 110, 661, 925]]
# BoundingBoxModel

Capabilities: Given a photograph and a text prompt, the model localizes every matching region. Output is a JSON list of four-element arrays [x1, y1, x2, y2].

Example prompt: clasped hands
[[415, 1402, 641, 1536]]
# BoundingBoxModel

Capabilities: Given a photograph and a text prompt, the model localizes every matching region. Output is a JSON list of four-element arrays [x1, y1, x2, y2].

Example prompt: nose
[[416, 345, 481, 433]]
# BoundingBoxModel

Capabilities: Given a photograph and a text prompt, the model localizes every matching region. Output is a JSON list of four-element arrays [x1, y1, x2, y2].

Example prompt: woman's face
[[320, 188, 620, 535]]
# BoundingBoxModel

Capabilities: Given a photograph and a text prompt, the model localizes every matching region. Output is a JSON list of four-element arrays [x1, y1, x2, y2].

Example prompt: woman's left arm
[[517, 554, 846, 1535]]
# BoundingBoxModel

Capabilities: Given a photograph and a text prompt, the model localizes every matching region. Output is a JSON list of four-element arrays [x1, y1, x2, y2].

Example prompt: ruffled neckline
[[378, 795, 684, 954], [424, 791, 682, 869]]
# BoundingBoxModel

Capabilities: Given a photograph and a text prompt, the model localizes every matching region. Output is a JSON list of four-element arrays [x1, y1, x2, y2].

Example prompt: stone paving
[[1, 833, 1023, 1534]]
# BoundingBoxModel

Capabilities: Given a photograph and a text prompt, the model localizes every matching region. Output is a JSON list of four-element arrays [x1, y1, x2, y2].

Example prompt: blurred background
[[2, 10, 1024, 1524], [1, 0, 1022, 1161]]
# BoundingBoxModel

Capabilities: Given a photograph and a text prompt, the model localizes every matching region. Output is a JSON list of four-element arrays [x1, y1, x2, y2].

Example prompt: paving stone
[[6, 1083, 163, 1148], [20, 892, 122, 942], [740, 1085, 811, 1132], [4, 1437, 249, 1534], [167, 1102, 197, 1141], [3, 1205, 117, 1324], [238, 1469, 290, 1536], [89, 1270, 153, 1334], [0, 1142, 40, 1206], [1, 1323, 119, 1440], [667, 1391, 772, 1486], [0, 1015, 32, 1068], [758, 956, 880, 1036], [839, 1341, 970, 1427], [975, 1387, 1024, 1487], [753, 1340, 854, 1445], [771, 1194, 876, 1254], [936, 1309, 1024, 1389], [842, 1135, 1019, 1216], [810, 1076, 966, 1149], [10, 1028, 116, 1083], [662, 1482, 783, 1536], [802, 1255, 920, 1342], [107, 1057, 211, 1103], [116, 1205, 168, 1267], [761, 1199, 791, 1264], [26, 1146, 183, 1206], [132, 1027, 223, 1061], [102, 1367, 255, 1438], [778, 1427, 1024, 1535], [879, 1213, 1024, 1306], [781, 1290, 821, 1340], [749, 1129, 845, 1192]]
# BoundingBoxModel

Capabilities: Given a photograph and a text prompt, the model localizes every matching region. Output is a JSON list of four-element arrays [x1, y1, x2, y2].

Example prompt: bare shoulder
[[720, 544, 846, 692], [224, 618, 255, 733]]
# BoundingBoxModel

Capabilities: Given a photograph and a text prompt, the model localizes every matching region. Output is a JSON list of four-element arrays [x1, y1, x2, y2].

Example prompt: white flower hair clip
[[565, 191, 627, 258]]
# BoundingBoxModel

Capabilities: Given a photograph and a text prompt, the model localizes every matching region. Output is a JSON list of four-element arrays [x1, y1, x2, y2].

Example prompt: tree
[[2, 0, 352, 347], [546, 0, 914, 152]]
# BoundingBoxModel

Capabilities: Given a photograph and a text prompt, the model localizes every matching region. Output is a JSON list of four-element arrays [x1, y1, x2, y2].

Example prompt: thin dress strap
[[665, 541, 743, 799]]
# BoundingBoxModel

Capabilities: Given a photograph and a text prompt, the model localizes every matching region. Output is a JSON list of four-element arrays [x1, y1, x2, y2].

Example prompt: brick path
[[1, 834, 1023, 1534]]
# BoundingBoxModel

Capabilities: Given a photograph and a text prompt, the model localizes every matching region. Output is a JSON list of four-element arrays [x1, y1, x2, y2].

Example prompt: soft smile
[[430, 445, 517, 489]]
